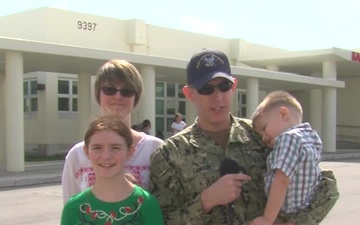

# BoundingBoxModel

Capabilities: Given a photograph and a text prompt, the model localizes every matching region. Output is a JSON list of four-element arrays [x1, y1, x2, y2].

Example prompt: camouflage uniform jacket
[[150, 115, 339, 225]]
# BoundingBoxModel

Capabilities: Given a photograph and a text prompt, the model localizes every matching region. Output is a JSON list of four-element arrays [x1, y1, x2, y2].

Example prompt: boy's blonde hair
[[252, 90, 303, 125]]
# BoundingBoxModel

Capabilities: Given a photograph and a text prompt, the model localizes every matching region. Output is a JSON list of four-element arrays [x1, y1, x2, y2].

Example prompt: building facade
[[1, 7, 358, 172]]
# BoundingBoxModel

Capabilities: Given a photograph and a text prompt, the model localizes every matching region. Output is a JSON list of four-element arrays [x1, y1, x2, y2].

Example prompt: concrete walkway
[[0, 160, 64, 188], [1, 149, 360, 189]]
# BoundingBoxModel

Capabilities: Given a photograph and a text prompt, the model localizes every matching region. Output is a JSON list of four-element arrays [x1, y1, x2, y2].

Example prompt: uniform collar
[[188, 114, 251, 153]]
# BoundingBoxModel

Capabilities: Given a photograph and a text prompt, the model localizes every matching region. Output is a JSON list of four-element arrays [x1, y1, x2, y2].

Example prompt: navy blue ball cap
[[186, 48, 234, 89]]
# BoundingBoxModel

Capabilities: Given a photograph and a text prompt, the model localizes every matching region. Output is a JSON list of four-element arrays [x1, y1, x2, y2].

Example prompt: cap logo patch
[[196, 53, 225, 69]]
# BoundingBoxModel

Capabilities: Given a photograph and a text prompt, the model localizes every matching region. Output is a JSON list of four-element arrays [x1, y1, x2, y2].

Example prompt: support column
[[5, 51, 24, 172], [246, 78, 259, 118], [77, 72, 92, 139], [0, 72, 5, 171], [43, 74, 58, 155], [322, 61, 337, 152], [230, 90, 238, 116], [322, 87, 336, 152], [310, 72, 322, 138], [323, 61, 336, 80], [310, 89, 322, 138], [185, 98, 197, 126], [138, 66, 156, 135]]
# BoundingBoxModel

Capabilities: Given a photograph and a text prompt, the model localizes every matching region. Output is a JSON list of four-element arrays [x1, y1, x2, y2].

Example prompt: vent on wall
[[127, 19, 147, 46], [36, 83, 45, 91]]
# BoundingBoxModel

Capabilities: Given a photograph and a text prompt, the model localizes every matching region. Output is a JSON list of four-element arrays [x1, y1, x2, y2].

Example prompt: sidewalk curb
[[322, 152, 360, 161], [0, 174, 62, 188], [1, 152, 360, 189]]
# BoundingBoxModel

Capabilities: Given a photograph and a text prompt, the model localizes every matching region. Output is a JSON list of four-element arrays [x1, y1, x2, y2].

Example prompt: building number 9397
[[77, 21, 97, 31]]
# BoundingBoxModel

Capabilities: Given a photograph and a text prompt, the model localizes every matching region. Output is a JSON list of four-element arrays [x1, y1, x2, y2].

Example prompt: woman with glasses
[[62, 59, 164, 204]]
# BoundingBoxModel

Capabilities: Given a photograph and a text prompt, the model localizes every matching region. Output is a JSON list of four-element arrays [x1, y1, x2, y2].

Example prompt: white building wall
[[290, 90, 311, 122], [250, 90, 270, 116], [0, 7, 349, 155], [337, 77, 360, 143], [24, 72, 81, 155], [0, 7, 134, 51], [0, 8, 47, 41], [258, 90, 267, 102], [42, 8, 132, 51], [0, 7, 290, 63], [147, 25, 230, 59], [23, 72, 44, 148], [90, 75, 100, 115], [0, 72, 5, 169], [245, 42, 289, 56]]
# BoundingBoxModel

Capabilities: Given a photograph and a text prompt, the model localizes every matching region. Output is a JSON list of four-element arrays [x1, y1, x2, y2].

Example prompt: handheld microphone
[[219, 157, 241, 225]]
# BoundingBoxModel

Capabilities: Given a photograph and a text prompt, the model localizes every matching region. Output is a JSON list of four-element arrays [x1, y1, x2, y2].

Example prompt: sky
[[0, 0, 359, 51]]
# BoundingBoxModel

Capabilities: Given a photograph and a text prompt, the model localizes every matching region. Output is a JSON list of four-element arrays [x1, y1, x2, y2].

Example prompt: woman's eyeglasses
[[101, 86, 136, 97], [197, 80, 233, 95]]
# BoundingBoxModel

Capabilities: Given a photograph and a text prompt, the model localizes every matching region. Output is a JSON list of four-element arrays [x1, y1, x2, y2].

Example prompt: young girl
[[61, 114, 164, 225]]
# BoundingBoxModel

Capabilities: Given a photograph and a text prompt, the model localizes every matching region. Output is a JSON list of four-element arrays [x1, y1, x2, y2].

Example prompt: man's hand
[[201, 173, 251, 213]]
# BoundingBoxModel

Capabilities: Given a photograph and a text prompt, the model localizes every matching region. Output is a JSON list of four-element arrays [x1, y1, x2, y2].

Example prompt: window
[[58, 79, 78, 112], [238, 92, 247, 118], [23, 79, 38, 112], [155, 82, 186, 132]]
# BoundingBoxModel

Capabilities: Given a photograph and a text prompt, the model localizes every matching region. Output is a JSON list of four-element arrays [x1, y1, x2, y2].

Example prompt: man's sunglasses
[[101, 86, 136, 97], [197, 80, 233, 95]]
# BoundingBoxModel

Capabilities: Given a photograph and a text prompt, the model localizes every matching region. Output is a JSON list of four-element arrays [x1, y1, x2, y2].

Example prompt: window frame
[[57, 78, 78, 113], [155, 82, 186, 133], [23, 79, 38, 113], [237, 90, 247, 118]]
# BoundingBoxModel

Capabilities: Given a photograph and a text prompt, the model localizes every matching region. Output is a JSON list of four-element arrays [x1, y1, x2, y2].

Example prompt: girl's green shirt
[[61, 185, 164, 225]]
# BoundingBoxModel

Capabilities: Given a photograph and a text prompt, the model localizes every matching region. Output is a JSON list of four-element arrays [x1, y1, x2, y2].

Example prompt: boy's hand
[[273, 223, 295, 225], [250, 216, 272, 225]]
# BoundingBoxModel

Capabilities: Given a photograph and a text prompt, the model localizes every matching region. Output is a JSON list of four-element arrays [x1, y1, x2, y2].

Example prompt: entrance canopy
[[0, 36, 344, 90], [238, 47, 360, 81]]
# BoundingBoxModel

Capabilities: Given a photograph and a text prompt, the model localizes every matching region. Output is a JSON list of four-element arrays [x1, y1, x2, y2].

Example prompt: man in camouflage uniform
[[150, 48, 339, 225]]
